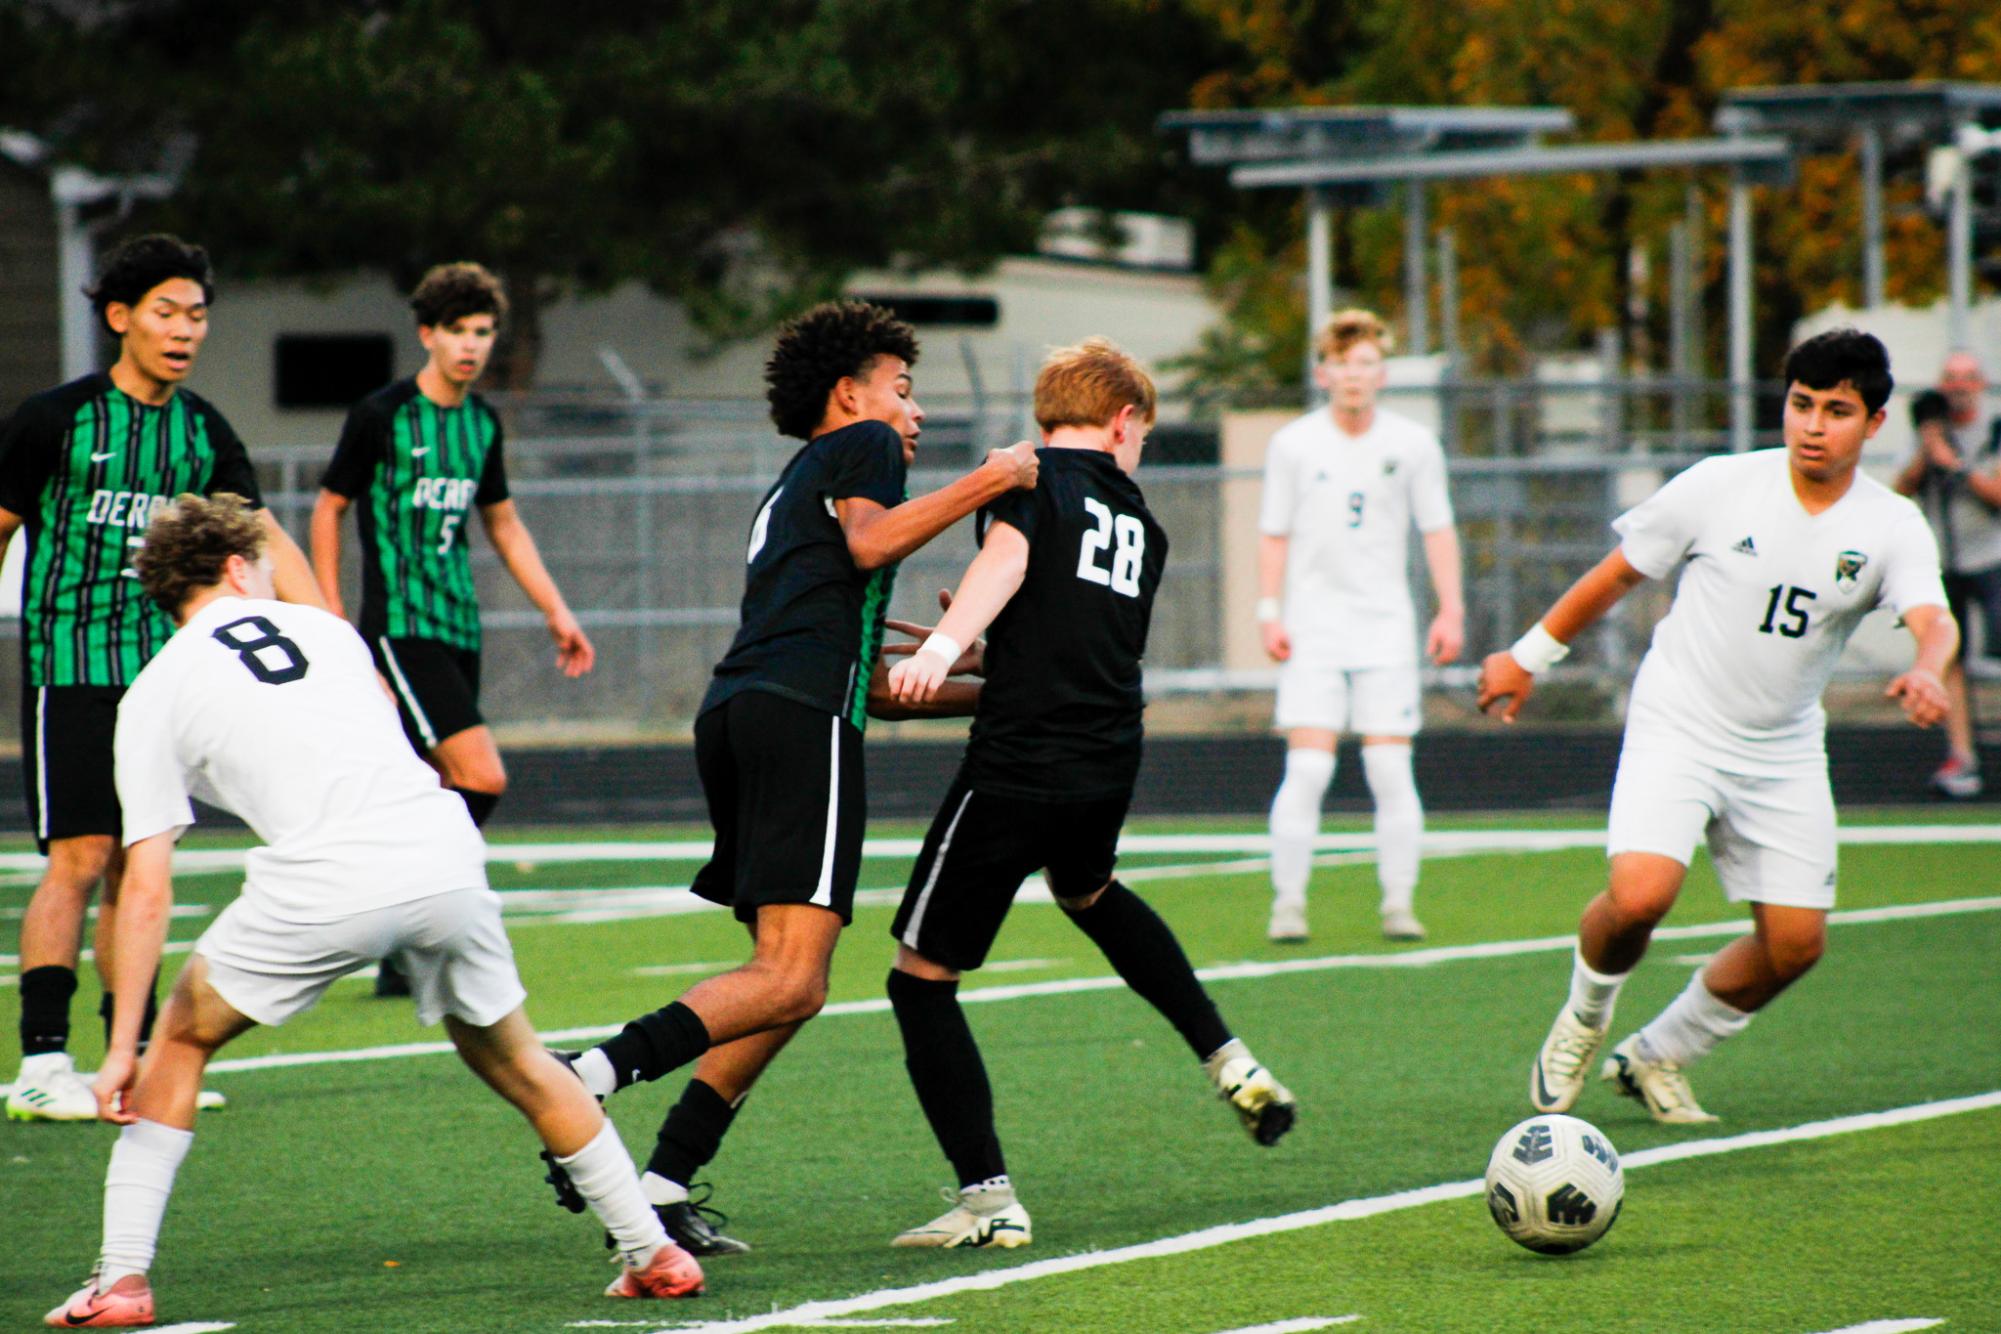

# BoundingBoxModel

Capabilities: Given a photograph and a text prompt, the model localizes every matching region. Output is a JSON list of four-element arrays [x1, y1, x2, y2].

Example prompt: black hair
[[1782, 328, 1894, 414], [1910, 387, 1951, 429], [87, 234, 213, 335], [764, 301, 920, 441]]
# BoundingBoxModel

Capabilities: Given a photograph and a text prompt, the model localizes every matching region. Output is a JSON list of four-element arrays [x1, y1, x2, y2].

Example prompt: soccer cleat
[[893, 1180, 1032, 1249], [1601, 1035, 1719, 1125], [43, 1271, 154, 1327], [7, 1052, 98, 1122], [1380, 909, 1427, 942], [195, 1089, 229, 1112], [541, 1050, 605, 1215], [1930, 754, 1984, 800], [659, 1183, 751, 1256], [603, 1241, 705, 1299], [1530, 1006, 1608, 1114], [1205, 1040, 1297, 1146], [1267, 899, 1309, 943]]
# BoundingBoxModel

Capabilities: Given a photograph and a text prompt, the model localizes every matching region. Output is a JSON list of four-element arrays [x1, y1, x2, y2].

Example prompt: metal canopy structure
[[1165, 105, 1802, 448], [1160, 106, 1573, 360], [1717, 81, 2001, 344]]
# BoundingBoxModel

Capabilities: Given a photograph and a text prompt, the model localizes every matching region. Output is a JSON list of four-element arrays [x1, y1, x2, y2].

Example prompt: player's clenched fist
[[1476, 650, 1535, 723], [986, 440, 1039, 490], [1885, 667, 1949, 728]]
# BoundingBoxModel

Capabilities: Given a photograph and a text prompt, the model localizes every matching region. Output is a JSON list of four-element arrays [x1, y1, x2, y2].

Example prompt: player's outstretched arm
[[258, 509, 329, 610], [888, 523, 1030, 704], [308, 488, 350, 618], [1477, 547, 1648, 723], [1885, 603, 1958, 728], [479, 500, 595, 677], [839, 442, 1037, 571], [93, 833, 176, 1123], [1422, 525, 1466, 664]]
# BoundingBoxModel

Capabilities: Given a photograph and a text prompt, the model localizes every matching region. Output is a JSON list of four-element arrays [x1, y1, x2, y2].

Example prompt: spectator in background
[[1894, 352, 2001, 798]]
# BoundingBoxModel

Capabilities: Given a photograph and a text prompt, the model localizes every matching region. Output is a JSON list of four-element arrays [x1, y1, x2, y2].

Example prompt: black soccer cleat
[[601, 1182, 751, 1257], [542, 1149, 588, 1214]]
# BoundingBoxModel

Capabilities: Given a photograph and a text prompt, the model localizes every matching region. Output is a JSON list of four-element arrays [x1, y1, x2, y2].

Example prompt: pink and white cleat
[[44, 1272, 154, 1327], [604, 1241, 705, 1299]]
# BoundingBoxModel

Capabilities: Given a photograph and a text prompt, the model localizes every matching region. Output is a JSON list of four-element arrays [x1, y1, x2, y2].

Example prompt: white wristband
[[917, 632, 963, 667], [1255, 597, 1282, 622], [1508, 623, 1570, 675]]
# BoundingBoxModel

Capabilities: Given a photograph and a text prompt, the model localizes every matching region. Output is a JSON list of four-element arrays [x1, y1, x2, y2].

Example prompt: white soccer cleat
[[1205, 1040, 1298, 1146], [1601, 1035, 1719, 1125], [6, 1053, 99, 1122], [1267, 899, 1309, 943], [1380, 909, 1426, 942], [195, 1089, 229, 1112], [1529, 1006, 1608, 1114], [893, 1180, 1032, 1249]]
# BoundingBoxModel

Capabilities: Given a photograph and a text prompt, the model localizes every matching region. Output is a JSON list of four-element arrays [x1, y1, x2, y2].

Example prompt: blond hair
[[1313, 308, 1393, 362], [1034, 337, 1157, 432], [134, 493, 266, 614]]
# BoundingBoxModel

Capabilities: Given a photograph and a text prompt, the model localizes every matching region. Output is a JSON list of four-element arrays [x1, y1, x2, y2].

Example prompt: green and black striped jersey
[[321, 379, 509, 652], [0, 374, 263, 687]]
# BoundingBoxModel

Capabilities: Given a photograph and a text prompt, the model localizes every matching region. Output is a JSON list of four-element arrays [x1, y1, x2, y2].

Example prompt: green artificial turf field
[[2, 811, 1996, 1332]]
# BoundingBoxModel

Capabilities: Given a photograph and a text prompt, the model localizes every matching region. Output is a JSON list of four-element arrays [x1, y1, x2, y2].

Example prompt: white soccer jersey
[[115, 595, 487, 922], [1259, 406, 1454, 668], [1615, 449, 1946, 775]]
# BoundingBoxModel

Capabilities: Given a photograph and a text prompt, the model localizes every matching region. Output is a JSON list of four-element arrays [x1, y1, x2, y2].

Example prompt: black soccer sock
[[19, 966, 78, 1057], [1064, 881, 1232, 1059], [99, 971, 163, 1054], [594, 1001, 712, 1092], [451, 787, 501, 827], [887, 969, 1006, 1189], [647, 1078, 741, 1185]]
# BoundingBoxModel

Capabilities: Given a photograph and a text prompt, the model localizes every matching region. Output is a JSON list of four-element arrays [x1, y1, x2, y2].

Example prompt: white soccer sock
[[1269, 748, 1335, 903], [1566, 947, 1629, 1029], [1635, 970, 1753, 1067], [557, 1122, 670, 1267], [641, 1170, 689, 1207], [98, 1118, 195, 1285], [572, 1048, 617, 1100], [1361, 743, 1421, 915]]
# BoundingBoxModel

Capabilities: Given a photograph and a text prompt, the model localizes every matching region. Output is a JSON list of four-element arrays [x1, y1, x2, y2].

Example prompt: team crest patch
[[1834, 550, 1868, 589]]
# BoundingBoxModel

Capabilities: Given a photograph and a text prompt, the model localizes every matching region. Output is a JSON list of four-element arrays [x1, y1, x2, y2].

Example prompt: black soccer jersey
[[0, 374, 263, 686], [320, 378, 509, 651], [702, 420, 908, 729], [962, 447, 1167, 799]]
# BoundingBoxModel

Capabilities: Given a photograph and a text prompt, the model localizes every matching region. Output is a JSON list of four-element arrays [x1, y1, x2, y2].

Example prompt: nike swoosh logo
[[90, 451, 116, 463], [64, 1301, 107, 1326], [1532, 1053, 1560, 1109]]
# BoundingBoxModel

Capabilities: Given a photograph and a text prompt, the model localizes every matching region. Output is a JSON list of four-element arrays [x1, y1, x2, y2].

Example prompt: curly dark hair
[[410, 262, 508, 328], [88, 234, 213, 335], [1783, 328, 1893, 414], [134, 493, 265, 615], [764, 301, 920, 440]]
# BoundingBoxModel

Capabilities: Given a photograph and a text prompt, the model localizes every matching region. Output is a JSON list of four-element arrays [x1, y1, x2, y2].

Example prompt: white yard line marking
[[199, 896, 2001, 1077], [633, 961, 738, 978], [1806, 1322, 1945, 1333], [150, 1323, 237, 1333], [673, 1093, 2001, 1333], [3, 823, 1990, 875], [1215, 1320, 1361, 1334]]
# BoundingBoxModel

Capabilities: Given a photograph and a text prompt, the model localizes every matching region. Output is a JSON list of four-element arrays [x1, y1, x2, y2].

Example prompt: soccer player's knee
[[769, 969, 829, 1024], [1767, 929, 1825, 980]]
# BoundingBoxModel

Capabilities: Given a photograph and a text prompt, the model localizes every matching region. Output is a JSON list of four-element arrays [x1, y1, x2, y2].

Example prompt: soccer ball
[[1484, 1114, 1624, 1254]]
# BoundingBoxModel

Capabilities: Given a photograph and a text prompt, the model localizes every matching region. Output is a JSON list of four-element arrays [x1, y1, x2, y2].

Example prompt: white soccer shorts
[[1274, 659, 1421, 736], [1605, 745, 1838, 909], [195, 887, 527, 1028]]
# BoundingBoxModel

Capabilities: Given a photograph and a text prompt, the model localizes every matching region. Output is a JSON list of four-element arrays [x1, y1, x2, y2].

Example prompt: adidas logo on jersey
[[1730, 535, 1758, 556]]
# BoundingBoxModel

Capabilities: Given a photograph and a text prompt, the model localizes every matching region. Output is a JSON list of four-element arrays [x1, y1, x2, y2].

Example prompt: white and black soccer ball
[[1484, 1114, 1624, 1254]]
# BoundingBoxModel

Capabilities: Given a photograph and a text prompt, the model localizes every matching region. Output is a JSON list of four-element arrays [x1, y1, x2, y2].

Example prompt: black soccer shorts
[[21, 685, 125, 853], [889, 772, 1131, 973], [370, 636, 483, 754], [1944, 566, 2001, 663], [689, 690, 866, 925]]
